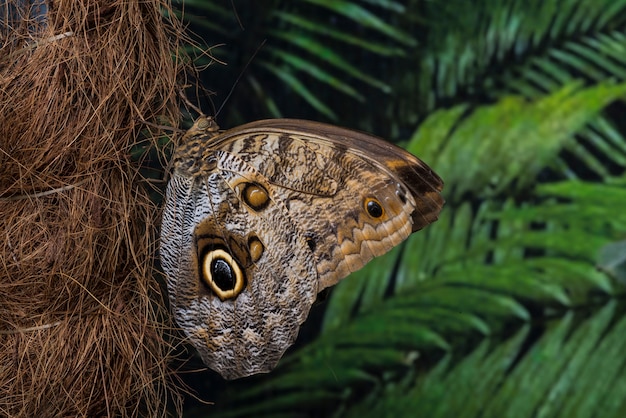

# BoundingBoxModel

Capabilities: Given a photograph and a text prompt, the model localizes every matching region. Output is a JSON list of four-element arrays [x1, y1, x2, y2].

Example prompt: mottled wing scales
[[213, 132, 339, 196], [160, 118, 444, 380], [210, 125, 439, 290]]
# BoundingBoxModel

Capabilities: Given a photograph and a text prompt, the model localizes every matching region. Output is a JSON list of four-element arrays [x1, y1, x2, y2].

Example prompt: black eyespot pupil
[[367, 200, 383, 218], [211, 258, 235, 291]]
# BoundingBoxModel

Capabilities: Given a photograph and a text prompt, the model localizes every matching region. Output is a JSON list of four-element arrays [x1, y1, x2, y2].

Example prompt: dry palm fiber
[[0, 0, 188, 416]]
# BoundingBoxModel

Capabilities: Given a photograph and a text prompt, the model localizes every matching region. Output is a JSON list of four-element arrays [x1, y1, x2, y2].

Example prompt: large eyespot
[[240, 183, 270, 211], [248, 235, 265, 263], [364, 197, 384, 219], [201, 249, 245, 300]]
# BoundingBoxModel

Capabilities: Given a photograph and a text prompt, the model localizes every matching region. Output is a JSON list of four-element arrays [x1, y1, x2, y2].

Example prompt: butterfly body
[[160, 118, 443, 379]]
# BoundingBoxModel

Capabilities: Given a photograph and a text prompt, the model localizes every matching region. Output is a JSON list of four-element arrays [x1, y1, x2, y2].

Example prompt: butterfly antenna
[[230, 0, 244, 30], [214, 39, 267, 118], [179, 87, 206, 117], [139, 118, 185, 134]]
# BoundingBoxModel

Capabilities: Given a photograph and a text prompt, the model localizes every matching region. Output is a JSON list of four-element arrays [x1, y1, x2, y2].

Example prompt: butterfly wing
[[212, 119, 444, 288], [159, 119, 444, 379]]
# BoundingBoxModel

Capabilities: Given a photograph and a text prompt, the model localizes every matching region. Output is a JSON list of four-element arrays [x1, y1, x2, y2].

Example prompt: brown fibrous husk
[[0, 1, 190, 416]]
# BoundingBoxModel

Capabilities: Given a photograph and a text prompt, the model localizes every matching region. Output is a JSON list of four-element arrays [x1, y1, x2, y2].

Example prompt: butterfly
[[159, 117, 444, 379]]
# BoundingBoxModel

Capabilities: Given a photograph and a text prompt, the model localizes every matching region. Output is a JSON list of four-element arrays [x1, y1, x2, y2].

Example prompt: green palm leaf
[[175, 3, 626, 417], [325, 83, 626, 326], [173, 0, 411, 125], [194, 83, 626, 418], [384, 0, 626, 143], [343, 300, 626, 418], [410, 0, 626, 105]]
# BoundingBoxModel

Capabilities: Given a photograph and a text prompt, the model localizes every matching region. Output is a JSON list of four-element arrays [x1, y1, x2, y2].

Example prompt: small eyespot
[[201, 249, 245, 300], [364, 197, 384, 218], [248, 236, 264, 263], [241, 183, 270, 211]]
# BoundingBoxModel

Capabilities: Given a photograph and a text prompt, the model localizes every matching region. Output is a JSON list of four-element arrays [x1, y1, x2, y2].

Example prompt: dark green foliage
[[173, 0, 410, 126], [195, 85, 626, 418], [177, 1, 626, 417]]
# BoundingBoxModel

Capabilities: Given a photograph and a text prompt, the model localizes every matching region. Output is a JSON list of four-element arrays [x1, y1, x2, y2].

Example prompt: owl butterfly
[[160, 116, 444, 380]]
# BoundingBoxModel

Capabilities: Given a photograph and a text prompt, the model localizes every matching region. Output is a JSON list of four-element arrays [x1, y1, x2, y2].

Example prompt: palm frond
[[300, 0, 415, 47], [324, 83, 625, 328], [207, 172, 626, 417], [198, 83, 626, 417], [378, 0, 626, 141], [173, 0, 412, 124], [343, 300, 626, 418], [174, 3, 626, 417], [411, 0, 626, 105], [418, 84, 626, 200]]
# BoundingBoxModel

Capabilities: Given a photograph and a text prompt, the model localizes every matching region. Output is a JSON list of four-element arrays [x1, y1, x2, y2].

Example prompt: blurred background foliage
[[170, 0, 626, 417]]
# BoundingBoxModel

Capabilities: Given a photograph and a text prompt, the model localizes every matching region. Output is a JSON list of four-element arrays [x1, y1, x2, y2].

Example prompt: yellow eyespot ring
[[201, 249, 245, 300], [364, 197, 384, 219]]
